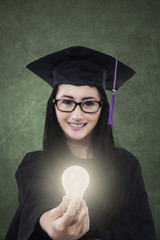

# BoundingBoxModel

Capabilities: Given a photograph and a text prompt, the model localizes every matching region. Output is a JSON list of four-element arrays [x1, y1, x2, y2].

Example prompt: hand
[[39, 196, 89, 240]]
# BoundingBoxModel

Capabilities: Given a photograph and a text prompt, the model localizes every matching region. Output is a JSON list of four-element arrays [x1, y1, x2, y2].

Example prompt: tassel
[[108, 59, 118, 125], [108, 90, 116, 124]]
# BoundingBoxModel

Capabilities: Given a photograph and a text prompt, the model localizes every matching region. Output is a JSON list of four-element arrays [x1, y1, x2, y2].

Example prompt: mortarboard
[[26, 46, 135, 124]]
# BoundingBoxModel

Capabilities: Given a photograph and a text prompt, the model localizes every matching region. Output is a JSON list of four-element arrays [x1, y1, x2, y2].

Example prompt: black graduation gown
[[5, 149, 156, 240]]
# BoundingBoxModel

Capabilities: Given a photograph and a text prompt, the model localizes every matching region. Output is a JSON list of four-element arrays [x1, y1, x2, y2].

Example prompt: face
[[55, 84, 102, 143]]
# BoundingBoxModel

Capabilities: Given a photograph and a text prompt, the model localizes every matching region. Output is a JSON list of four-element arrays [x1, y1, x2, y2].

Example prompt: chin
[[67, 132, 92, 143], [69, 136, 86, 141]]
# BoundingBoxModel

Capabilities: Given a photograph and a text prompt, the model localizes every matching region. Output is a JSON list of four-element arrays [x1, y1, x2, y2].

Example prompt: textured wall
[[0, 0, 159, 239]]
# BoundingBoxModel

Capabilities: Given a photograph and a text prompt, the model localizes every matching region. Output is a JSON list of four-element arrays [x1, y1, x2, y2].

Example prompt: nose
[[71, 105, 84, 121]]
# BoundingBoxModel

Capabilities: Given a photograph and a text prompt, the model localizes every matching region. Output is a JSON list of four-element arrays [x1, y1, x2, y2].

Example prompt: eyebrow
[[60, 95, 97, 100]]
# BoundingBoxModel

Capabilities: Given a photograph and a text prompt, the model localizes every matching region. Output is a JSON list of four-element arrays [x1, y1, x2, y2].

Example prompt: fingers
[[75, 199, 89, 232], [77, 216, 90, 237], [63, 198, 89, 233], [63, 196, 82, 225], [77, 199, 88, 222], [71, 202, 90, 239]]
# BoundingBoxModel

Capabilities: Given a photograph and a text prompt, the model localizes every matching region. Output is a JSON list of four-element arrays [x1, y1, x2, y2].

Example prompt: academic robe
[[5, 148, 156, 240]]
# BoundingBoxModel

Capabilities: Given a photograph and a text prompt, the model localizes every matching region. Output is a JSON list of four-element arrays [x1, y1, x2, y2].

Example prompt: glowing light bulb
[[62, 165, 90, 200]]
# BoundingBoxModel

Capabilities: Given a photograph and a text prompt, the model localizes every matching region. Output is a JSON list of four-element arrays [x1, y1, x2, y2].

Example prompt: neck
[[66, 136, 93, 159]]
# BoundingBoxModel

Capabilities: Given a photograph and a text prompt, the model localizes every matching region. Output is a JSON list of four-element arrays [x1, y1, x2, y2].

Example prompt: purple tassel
[[108, 91, 116, 124], [108, 59, 118, 125]]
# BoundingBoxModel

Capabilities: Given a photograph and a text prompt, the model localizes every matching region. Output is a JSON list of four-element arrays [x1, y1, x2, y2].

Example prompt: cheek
[[55, 109, 69, 126], [89, 112, 101, 125]]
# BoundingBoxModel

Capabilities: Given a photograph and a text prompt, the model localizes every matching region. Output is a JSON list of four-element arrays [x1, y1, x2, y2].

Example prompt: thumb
[[50, 201, 66, 219], [62, 195, 68, 210], [58, 196, 68, 213]]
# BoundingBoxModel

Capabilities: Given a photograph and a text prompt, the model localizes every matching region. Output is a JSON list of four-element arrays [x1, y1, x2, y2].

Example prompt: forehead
[[56, 84, 100, 99]]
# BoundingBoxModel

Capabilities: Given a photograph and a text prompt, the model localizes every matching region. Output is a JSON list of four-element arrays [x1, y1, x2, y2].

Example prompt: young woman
[[5, 46, 156, 240]]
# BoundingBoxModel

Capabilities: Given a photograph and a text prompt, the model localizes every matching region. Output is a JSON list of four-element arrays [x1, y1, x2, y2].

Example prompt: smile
[[68, 122, 86, 128]]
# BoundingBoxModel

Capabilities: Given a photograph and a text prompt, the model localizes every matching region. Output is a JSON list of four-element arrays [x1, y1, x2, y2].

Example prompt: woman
[[5, 46, 156, 240]]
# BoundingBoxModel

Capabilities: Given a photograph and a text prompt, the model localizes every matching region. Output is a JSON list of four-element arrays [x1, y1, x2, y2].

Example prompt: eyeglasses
[[53, 99, 103, 113]]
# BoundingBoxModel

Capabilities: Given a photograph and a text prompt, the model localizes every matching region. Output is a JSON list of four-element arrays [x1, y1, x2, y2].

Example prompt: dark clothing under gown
[[5, 148, 156, 240]]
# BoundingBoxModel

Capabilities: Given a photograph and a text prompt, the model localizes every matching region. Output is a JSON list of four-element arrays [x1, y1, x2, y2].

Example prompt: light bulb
[[62, 165, 90, 200]]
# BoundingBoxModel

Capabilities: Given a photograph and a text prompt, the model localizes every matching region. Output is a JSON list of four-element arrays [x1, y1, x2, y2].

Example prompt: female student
[[5, 46, 156, 240]]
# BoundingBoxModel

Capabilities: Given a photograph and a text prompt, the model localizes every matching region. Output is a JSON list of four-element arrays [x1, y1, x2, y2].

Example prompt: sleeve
[[98, 151, 157, 240], [5, 152, 60, 240]]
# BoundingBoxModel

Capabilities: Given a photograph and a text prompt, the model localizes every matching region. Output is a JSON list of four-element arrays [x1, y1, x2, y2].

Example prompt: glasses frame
[[53, 99, 103, 113]]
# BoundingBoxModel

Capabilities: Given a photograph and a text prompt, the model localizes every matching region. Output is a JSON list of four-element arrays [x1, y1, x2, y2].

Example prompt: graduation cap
[[26, 46, 135, 124]]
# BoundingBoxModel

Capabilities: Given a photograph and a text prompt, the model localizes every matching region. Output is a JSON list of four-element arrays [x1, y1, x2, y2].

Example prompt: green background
[[0, 0, 159, 239]]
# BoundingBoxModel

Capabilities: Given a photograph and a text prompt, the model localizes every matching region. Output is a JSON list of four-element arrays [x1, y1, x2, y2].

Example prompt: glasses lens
[[57, 99, 75, 112], [81, 101, 100, 113]]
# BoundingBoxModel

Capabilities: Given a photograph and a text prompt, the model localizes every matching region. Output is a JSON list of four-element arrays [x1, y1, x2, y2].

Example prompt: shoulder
[[114, 148, 145, 190], [18, 150, 45, 167], [114, 147, 142, 171], [15, 150, 48, 177]]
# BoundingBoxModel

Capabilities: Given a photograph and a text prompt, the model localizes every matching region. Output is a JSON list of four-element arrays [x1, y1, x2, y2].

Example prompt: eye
[[83, 101, 96, 106], [61, 99, 73, 105]]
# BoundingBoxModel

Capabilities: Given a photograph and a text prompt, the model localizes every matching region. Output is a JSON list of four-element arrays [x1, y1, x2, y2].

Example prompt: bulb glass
[[62, 165, 90, 200]]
